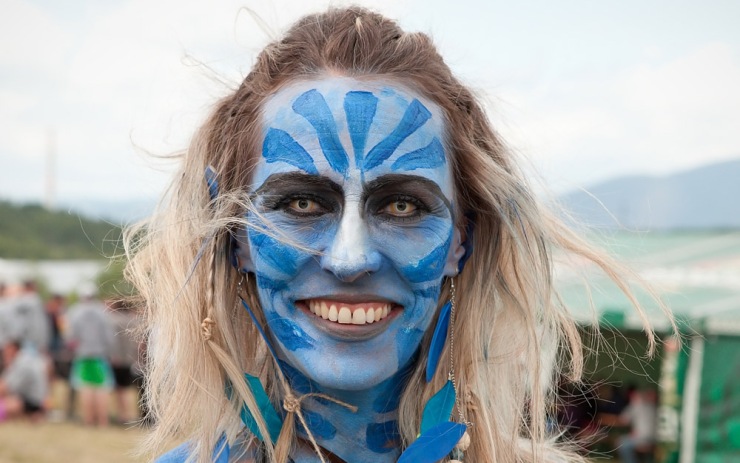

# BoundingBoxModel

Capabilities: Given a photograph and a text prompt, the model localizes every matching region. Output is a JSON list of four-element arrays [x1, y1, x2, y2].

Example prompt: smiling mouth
[[305, 299, 394, 325]]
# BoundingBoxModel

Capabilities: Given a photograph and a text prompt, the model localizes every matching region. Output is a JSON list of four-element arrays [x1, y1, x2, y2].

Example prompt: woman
[[127, 7, 658, 463]]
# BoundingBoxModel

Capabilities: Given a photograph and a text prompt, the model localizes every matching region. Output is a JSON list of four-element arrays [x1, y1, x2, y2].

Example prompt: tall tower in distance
[[44, 128, 56, 211]]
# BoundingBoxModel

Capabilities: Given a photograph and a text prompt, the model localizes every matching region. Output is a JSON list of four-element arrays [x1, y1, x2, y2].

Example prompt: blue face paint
[[401, 234, 453, 284], [263, 128, 319, 175], [249, 230, 302, 276], [391, 138, 446, 172], [292, 89, 350, 176], [366, 420, 401, 454], [264, 314, 315, 352], [298, 409, 338, 440], [363, 99, 432, 170], [241, 77, 461, 462], [344, 91, 378, 168]]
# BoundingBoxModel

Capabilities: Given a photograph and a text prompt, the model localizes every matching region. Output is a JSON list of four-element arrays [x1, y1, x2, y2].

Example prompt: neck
[[279, 359, 415, 463]]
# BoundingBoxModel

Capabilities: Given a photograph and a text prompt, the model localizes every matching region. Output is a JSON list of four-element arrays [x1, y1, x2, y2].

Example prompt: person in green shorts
[[66, 288, 115, 426]]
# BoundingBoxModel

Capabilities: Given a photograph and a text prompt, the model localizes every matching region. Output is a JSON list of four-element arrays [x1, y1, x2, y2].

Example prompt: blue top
[[156, 436, 230, 463]]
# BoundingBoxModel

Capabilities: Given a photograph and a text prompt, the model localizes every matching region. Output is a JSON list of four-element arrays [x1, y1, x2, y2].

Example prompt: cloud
[[2, 0, 739, 204], [493, 42, 740, 191]]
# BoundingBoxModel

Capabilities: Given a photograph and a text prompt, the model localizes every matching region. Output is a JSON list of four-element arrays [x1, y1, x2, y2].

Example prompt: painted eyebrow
[[252, 172, 343, 197], [362, 174, 452, 211]]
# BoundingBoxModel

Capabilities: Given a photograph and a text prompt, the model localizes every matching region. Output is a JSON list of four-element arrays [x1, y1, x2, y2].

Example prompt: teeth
[[338, 306, 352, 324], [352, 309, 366, 325], [306, 301, 393, 324]]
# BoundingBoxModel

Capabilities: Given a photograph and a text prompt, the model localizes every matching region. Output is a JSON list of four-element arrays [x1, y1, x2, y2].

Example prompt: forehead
[[254, 76, 450, 189]]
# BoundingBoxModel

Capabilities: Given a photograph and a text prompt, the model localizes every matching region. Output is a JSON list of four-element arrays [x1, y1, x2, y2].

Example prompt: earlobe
[[233, 228, 256, 273]]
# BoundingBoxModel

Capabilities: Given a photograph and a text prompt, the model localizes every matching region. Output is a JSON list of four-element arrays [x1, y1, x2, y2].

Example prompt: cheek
[[374, 217, 454, 285], [249, 230, 303, 276], [247, 215, 334, 280]]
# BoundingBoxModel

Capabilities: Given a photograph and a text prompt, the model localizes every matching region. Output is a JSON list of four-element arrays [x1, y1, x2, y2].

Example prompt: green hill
[[0, 201, 122, 260]]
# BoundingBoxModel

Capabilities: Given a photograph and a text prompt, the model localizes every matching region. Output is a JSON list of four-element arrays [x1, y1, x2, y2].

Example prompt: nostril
[[320, 250, 381, 282]]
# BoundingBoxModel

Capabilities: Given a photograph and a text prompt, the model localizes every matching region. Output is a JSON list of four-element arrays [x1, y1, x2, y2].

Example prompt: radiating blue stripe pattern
[[263, 128, 319, 175], [344, 91, 378, 168], [363, 99, 432, 171], [263, 88, 443, 179], [292, 89, 350, 176], [391, 138, 445, 172]]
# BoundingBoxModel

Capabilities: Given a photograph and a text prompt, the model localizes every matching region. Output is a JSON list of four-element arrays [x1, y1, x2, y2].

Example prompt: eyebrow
[[253, 172, 344, 197], [362, 174, 452, 211], [253, 172, 452, 212]]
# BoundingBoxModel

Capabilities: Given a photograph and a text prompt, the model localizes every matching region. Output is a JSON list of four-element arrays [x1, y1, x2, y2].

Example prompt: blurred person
[[0, 339, 48, 422], [66, 286, 116, 427], [109, 300, 143, 424], [617, 388, 658, 463], [45, 294, 66, 367], [0, 282, 11, 369], [9, 280, 51, 351]]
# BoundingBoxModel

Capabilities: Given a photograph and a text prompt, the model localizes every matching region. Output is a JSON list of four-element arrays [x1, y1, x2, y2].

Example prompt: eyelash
[[377, 194, 430, 222], [274, 194, 334, 217], [267, 193, 432, 221]]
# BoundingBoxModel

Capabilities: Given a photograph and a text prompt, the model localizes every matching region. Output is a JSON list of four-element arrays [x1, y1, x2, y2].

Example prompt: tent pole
[[679, 336, 703, 463]]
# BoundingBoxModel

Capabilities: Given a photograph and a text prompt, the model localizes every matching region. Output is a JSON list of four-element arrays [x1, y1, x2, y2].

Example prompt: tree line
[[0, 201, 122, 260]]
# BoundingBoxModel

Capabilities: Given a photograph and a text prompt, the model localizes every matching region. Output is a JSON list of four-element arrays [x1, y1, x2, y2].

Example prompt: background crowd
[[0, 279, 146, 427]]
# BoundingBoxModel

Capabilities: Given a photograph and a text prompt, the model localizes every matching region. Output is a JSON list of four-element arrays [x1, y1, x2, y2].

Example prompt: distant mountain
[[558, 158, 740, 230], [0, 201, 121, 260]]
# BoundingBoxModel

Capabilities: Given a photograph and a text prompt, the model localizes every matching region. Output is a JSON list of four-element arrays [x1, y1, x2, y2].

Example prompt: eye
[[381, 199, 418, 217], [288, 198, 322, 214]]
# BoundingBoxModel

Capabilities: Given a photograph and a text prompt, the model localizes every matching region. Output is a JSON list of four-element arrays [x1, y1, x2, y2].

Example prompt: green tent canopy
[[556, 230, 740, 462]]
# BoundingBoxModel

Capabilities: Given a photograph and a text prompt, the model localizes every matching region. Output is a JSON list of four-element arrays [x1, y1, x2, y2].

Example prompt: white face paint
[[238, 77, 463, 394]]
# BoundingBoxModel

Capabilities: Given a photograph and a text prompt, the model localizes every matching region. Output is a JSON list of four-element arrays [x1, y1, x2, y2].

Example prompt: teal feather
[[420, 380, 456, 434], [240, 373, 283, 444], [398, 421, 467, 463], [425, 301, 451, 382]]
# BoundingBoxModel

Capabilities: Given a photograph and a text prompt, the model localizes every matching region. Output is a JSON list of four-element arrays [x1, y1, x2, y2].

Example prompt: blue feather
[[425, 301, 451, 382], [420, 380, 456, 434], [212, 434, 230, 463], [205, 165, 219, 201], [240, 373, 283, 444], [398, 422, 467, 463], [240, 298, 280, 363]]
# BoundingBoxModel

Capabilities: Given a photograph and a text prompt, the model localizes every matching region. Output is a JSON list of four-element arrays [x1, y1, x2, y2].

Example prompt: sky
[[1, 0, 739, 210]]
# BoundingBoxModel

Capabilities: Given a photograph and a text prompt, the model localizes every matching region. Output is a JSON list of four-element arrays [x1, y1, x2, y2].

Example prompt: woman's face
[[238, 77, 463, 391]]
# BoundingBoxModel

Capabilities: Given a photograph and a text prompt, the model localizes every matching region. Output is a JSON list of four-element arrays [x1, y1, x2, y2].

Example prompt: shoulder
[[155, 435, 259, 463], [155, 442, 191, 463]]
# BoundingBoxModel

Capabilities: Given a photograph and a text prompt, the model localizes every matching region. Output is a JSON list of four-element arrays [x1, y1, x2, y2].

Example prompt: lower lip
[[295, 301, 402, 341]]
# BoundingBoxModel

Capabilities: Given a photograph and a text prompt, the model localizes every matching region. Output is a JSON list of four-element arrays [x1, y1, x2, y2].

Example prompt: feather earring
[[400, 277, 471, 463]]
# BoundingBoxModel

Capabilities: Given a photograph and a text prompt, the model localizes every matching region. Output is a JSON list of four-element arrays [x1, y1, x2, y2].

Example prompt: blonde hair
[[126, 7, 661, 462]]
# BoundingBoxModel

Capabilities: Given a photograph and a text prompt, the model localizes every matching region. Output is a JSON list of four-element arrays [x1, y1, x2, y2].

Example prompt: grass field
[[0, 421, 147, 463], [0, 379, 151, 463]]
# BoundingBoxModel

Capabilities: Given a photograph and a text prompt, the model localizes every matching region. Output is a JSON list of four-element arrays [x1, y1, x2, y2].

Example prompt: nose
[[320, 207, 381, 282]]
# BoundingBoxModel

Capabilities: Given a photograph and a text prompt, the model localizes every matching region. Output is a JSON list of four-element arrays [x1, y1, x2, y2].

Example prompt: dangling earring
[[399, 277, 470, 463], [446, 279, 471, 462]]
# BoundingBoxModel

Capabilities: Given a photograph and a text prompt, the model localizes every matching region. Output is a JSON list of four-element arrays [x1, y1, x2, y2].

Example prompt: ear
[[443, 213, 475, 276], [443, 226, 467, 276], [232, 227, 255, 273]]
